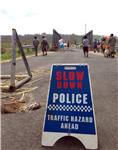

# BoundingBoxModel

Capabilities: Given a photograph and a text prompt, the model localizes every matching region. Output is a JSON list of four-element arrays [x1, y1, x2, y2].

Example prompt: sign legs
[[42, 132, 98, 149]]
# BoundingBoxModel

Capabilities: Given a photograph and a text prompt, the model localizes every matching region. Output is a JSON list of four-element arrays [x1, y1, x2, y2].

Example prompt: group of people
[[33, 36, 49, 56], [101, 34, 116, 58], [33, 34, 116, 58], [33, 36, 65, 56], [82, 34, 116, 58]]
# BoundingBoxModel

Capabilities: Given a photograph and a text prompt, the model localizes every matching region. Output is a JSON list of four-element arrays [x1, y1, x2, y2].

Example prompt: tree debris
[[1, 87, 41, 114], [1, 98, 41, 114]]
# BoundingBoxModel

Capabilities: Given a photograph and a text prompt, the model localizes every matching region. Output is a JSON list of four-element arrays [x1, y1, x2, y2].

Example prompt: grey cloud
[[0, 9, 9, 15], [0, 9, 15, 20]]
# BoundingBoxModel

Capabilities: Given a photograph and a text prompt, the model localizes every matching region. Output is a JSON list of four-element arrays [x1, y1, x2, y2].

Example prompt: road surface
[[1, 48, 118, 150]]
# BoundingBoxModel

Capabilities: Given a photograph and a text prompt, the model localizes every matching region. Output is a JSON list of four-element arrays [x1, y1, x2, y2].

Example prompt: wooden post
[[0, 75, 28, 79], [0, 75, 11, 79], [15, 76, 31, 89], [14, 30, 32, 77], [8, 29, 32, 91], [10, 29, 16, 90]]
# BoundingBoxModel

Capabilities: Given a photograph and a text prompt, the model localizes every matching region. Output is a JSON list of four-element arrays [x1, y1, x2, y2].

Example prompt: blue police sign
[[42, 64, 98, 149]]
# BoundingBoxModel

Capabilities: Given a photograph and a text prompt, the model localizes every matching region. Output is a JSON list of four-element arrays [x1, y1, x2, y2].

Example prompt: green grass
[[1, 51, 12, 61], [1, 48, 34, 61]]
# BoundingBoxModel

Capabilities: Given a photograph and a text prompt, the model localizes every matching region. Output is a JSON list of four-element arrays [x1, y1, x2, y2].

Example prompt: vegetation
[[1, 46, 34, 61], [1, 51, 12, 61]]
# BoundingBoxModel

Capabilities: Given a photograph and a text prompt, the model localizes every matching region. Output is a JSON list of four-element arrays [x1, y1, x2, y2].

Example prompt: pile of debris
[[1, 67, 50, 114], [1, 99, 41, 114], [1, 87, 41, 114]]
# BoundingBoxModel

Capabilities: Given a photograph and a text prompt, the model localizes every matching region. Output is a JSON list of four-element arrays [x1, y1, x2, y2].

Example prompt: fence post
[[15, 30, 32, 77], [10, 29, 16, 90]]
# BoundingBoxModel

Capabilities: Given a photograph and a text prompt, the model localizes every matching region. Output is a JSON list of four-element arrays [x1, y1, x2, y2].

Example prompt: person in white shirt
[[83, 36, 89, 57], [59, 38, 64, 50]]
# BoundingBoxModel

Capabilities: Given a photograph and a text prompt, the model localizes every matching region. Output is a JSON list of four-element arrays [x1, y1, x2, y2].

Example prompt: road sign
[[42, 64, 98, 149]]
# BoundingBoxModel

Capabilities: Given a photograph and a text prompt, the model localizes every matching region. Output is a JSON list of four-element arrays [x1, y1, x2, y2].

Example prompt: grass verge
[[1, 48, 34, 61]]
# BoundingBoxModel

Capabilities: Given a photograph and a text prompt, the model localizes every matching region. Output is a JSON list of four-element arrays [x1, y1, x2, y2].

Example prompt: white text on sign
[[53, 93, 88, 104]]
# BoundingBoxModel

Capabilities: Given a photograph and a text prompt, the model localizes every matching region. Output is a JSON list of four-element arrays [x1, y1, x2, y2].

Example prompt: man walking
[[41, 36, 49, 56], [108, 34, 116, 58], [33, 36, 39, 56], [83, 35, 89, 57]]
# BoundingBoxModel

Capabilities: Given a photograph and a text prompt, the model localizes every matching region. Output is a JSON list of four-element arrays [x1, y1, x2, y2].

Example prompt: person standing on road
[[101, 37, 106, 54], [58, 38, 64, 50], [33, 36, 39, 56], [93, 39, 98, 53], [67, 41, 70, 48], [82, 35, 89, 57], [108, 34, 116, 58], [41, 36, 49, 56]]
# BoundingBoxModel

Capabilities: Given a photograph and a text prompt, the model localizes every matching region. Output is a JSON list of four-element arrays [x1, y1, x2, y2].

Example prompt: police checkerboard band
[[48, 104, 92, 112]]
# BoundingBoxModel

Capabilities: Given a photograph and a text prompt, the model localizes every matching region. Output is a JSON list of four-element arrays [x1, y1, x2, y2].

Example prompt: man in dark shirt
[[33, 36, 39, 56], [41, 36, 49, 56], [108, 34, 116, 58]]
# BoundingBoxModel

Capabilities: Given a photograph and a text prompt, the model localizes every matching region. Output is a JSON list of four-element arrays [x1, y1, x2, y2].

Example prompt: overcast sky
[[0, 0, 118, 36]]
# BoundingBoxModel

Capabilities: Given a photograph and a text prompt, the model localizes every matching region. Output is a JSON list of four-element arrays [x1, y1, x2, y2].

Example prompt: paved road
[[1, 49, 118, 150]]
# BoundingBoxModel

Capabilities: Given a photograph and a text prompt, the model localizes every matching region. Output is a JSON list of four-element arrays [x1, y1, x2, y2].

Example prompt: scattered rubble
[[1, 97, 41, 114], [1, 87, 41, 114], [1, 67, 50, 114]]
